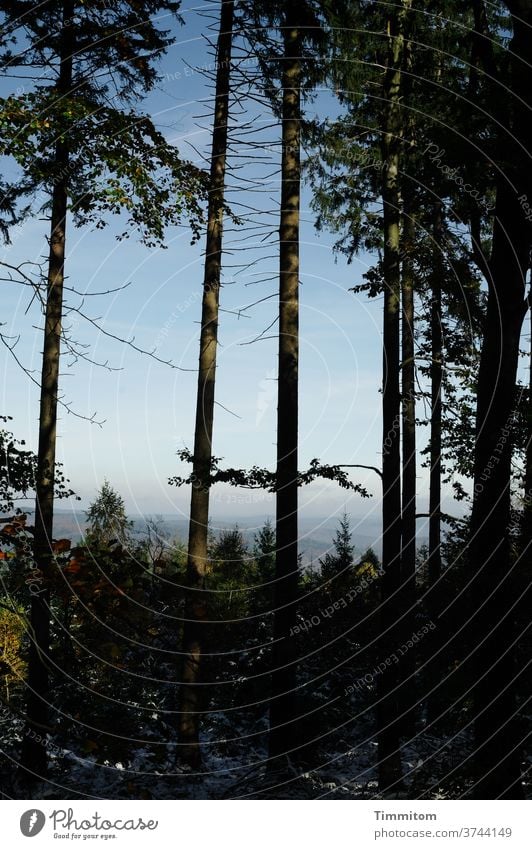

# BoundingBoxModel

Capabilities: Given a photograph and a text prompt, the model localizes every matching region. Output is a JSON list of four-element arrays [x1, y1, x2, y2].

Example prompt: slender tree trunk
[[20, 0, 74, 778], [178, 0, 234, 769], [399, 204, 416, 733], [428, 206, 443, 585], [268, 9, 301, 766], [425, 205, 444, 729], [469, 1, 531, 798], [377, 0, 411, 792], [522, 305, 532, 555]]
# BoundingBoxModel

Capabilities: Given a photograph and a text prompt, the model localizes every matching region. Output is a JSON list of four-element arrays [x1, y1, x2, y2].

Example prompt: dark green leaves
[[169, 447, 371, 497], [0, 92, 207, 246]]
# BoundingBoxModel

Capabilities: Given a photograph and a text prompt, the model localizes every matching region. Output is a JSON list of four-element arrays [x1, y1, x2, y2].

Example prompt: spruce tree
[[319, 512, 355, 585], [85, 480, 132, 547]]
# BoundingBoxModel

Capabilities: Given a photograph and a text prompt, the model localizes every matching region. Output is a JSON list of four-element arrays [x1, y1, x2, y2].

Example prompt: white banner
[[2, 800, 531, 849]]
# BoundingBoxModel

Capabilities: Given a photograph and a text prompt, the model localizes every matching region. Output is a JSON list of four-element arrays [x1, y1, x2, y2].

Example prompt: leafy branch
[[169, 448, 372, 497]]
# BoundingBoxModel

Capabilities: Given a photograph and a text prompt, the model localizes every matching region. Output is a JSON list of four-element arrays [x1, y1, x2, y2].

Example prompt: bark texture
[[268, 8, 302, 765], [377, 0, 412, 792], [21, 0, 74, 778], [178, 0, 234, 768]]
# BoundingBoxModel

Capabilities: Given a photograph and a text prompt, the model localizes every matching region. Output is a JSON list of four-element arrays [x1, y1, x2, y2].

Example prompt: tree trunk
[[425, 205, 444, 729], [268, 9, 302, 767], [470, 182, 528, 798], [469, 0, 531, 797], [399, 204, 416, 733], [178, 0, 234, 769], [377, 0, 412, 793], [428, 206, 443, 585], [20, 0, 74, 779], [521, 304, 532, 555]]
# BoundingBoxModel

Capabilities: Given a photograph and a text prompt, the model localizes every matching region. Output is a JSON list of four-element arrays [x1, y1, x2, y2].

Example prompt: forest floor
[[2, 709, 530, 800]]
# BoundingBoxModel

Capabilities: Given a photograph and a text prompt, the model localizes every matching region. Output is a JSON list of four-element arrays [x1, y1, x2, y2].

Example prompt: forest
[[0, 0, 531, 801]]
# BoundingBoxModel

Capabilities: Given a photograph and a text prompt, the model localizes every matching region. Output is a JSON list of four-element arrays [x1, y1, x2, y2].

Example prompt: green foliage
[[252, 518, 276, 613], [208, 527, 256, 622], [170, 447, 372, 497], [0, 94, 206, 247], [319, 511, 355, 585], [0, 179, 20, 242], [0, 1, 182, 97], [0, 1, 207, 246], [85, 480, 132, 547], [0, 417, 36, 514], [236, 0, 330, 109], [0, 416, 75, 513]]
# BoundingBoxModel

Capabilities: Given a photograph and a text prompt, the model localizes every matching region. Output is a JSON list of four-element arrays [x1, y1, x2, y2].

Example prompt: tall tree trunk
[[522, 305, 532, 555], [428, 206, 443, 585], [399, 204, 416, 733], [178, 0, 234, 769], [377, 0, 412, 792], [20, 0, 74, 778], [469, 0, 531, 798], [268, 8, 302, 766], [425, 205, 444, 729]]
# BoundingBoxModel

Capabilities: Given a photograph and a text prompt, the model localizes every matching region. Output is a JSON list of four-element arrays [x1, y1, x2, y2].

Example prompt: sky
[[0, 2, 486, 536]]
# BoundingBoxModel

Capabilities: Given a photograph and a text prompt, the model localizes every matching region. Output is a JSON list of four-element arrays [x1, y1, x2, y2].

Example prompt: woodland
[[0, 0, 531, 800]]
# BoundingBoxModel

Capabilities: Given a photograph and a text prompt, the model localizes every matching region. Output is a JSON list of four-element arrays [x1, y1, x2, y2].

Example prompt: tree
[[177, 0, 235, 769], [267, 3, 303, 767], [376, 0, 412, 792], [252, 519, 276, 615], [468, 0, 532, 798], [522, 315, 532, 555], [0, 0, 204, 778], [428, 207, 444, 584], [319, 512, 355, 586], [85, 480, 132, 548], [399, 198, 417, 734], [253, 519, 276, 579]]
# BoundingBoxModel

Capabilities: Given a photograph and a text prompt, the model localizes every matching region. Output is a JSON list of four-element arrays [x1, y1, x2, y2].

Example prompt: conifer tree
[[85, 480, 132, 547], [319, 512, 355, 585]]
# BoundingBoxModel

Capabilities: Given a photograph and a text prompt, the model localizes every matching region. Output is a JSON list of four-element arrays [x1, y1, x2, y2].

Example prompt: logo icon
[[20, 810, 46, 837]]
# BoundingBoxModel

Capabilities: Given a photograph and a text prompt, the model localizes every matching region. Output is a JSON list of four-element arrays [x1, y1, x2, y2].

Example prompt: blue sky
[[0, 2, 478, 534]]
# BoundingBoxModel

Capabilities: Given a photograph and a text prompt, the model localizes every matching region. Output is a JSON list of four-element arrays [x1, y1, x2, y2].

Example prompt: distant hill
[[14, 507, 434, 566], [45, 508, 385, 566]]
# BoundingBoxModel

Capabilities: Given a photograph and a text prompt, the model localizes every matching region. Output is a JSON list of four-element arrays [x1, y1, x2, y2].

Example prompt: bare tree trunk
[[469, 0, 531, 797], [377, 0, 412, 793], [428, 206, 443, 586], [20, 0, 74, 779], [268, 8, 301, 766], [177, 0, 234, 769], [399, 204, 416, 733], [522, 305, 532, 555], [425, 205, 444, 728]]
